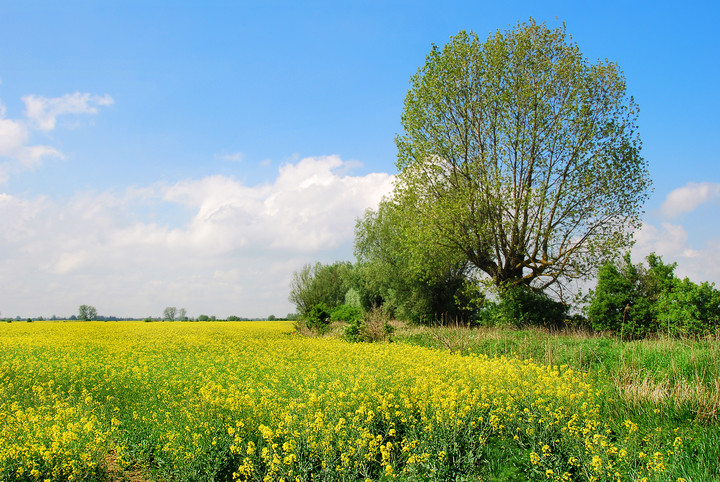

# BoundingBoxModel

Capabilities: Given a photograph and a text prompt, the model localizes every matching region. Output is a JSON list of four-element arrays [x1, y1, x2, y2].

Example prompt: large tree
[[394, 20, 650, 293]]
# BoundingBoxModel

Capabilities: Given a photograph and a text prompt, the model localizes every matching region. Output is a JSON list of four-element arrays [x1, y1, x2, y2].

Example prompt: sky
[[1, 1, 718, 319]]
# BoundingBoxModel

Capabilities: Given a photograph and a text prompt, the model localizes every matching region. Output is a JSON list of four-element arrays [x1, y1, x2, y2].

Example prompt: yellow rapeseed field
[[0, 321, 684, 481]]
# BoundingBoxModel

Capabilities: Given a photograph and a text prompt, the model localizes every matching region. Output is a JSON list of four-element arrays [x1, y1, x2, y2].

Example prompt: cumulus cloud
[[632, 221, 720, 285], [22, 92, 114, 131], [660, 182, 720, 219], [0, 156, 394, 318]]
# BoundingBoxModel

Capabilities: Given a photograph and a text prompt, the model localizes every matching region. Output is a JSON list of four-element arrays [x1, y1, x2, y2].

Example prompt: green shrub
[[331, 304, 363, 324], [344, 306, 393, 343], [477, 284, 566, 329], [305, 303, 331, 334], [658, 278, 720, 336], [587, 253, 720, 338]]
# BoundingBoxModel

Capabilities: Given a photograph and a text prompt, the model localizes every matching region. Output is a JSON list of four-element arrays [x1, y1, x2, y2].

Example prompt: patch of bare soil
[[104, 451, 149, 482]]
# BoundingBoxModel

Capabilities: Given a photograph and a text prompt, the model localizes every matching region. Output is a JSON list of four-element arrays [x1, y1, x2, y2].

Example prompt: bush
[[587, 253, 720, 338], [477, 285, 566, 329], [305, 303, 331, 334], [289, 262, 354, 316], [227, 315, 241, 321], [587, 254, 658, 337], [344, 306, 394, 343], [331, 304, 363, 324], [657, 278, 720, 336]]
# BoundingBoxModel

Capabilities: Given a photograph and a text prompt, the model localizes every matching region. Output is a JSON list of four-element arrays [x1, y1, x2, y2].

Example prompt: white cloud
[[22, 92, 114, 131], [632, 221, 720, 285], [0, 113, 64, 171], [0, 156, 395, 318], [660, 182, 720, 219], [217, 152, 244, 162], [0, 90, 111, 183], [0, 116, 27, 153]]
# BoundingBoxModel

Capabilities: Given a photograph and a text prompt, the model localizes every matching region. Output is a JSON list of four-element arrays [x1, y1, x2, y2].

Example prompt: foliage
[[0, 321, 694, 480], [657, 277, 720, 336], [197, 314, 210, 321], [478, 284, 567, 329], [304, 303, 331, 334], [343, 306, 394, 343], [354, 202, 472, 324], [587, 253, 720, 337], [163, 306, 178, 321], [288, 261, 354, 316], [78, 304, 97, 321], [227, 315, 241, 321], [331, 304, 363, 324], [343, 287, 363, 309], [393, 20, 649, 293]]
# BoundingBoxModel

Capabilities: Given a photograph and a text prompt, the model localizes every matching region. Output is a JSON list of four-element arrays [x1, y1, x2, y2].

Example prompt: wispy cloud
[[0, 107, 64, 176], [217, 152, 244, 162], [659, 182, 720, 219], [22, 92, 114, 131], [0, 90, 112, 183]]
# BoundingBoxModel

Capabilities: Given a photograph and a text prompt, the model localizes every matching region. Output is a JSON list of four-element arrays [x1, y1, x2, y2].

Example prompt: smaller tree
[[163, 306, 178, 321], [586, 253, 719, 338], [289, 261, 354, 316], [78, 305, 98, 321], [178, 308, 187, 321], [587, 254, 660, 337], [657, 278, 720, 336]]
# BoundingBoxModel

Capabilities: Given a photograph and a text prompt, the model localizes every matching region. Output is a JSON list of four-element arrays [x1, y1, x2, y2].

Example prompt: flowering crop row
[[0, 321, 685, 481]]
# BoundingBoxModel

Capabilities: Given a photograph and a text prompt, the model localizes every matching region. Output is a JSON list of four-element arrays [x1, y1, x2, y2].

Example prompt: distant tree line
[[2, 307, 289, 323], [289, 250, 720, 339]]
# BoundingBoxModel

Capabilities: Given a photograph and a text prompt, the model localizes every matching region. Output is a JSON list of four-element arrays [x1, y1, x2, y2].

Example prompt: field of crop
[[0, 321, 694, 481]]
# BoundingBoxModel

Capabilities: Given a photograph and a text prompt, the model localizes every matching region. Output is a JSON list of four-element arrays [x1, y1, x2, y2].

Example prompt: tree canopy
[[354, 201, 471, 323], [393, 20, 650, 294]]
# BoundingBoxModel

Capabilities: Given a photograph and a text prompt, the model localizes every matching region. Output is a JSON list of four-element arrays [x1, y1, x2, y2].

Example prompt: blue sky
[[1, 1, 718, 318]]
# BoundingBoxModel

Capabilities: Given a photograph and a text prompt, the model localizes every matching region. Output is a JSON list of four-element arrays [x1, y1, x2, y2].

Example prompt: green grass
[[393, 323, 720, 480]]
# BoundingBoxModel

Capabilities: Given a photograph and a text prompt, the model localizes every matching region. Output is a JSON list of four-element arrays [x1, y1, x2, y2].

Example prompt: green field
[[0, 321, 713, 481]]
